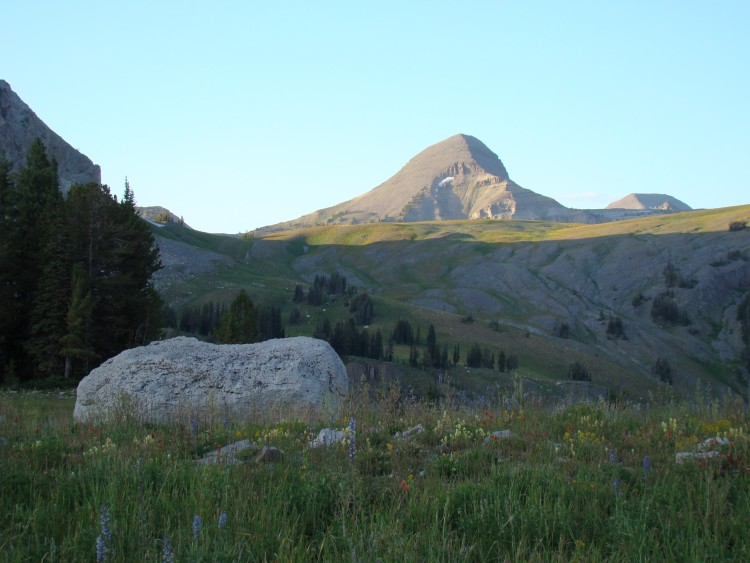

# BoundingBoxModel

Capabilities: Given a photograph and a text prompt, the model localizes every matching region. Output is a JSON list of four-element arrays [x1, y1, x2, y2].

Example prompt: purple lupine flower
[[162, 534, 174, 563], [218, 509, 227, 529], [348, 417, 357, 463], [612, 477, 621, 497], [95, 534, 108, 563], [642, 455, 651, 477], [96, 504, 112, 562], [190, 414, 198, 434], [193, 515, 202, 538]]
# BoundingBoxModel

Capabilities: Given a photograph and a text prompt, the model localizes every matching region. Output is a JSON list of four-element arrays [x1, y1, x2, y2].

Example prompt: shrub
[[653, 357, 673, 385], [729, 221, 747, 231]]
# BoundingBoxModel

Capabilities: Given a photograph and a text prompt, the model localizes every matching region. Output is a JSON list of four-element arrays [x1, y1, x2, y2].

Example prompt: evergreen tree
[[26, 212, 72, 376], [2, 140, 62, 379], [466, 343, 483, 368], [59, 266, 96, 378], [497, 350, 506, 373], [218, 290, 258, 344], [426, 323, 437, 367]]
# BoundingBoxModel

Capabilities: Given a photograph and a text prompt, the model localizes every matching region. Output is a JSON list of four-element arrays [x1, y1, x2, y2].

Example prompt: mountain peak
[[404, 133, 509, 181], [262, 134, 591, 230], [607, 193, 692, 211]]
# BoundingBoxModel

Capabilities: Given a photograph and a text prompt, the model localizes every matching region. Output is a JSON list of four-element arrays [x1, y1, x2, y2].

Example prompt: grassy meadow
[[1, 382, 749, 561]]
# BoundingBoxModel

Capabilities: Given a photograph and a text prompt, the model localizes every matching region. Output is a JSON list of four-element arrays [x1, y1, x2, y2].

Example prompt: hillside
[[153, 204, 750, 401]]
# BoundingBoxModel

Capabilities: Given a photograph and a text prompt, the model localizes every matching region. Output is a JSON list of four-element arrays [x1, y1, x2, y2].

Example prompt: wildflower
[[608, 448, 618, 465], [95, 534, 108, 563], [218, 509, 227, 529], [401, 479, 410, 493], [190, 414, 198, 434], [348, 417, 357, 463], [642, 455, 651, 478], [612, 478, 621, 497], [162, 534, 174, 563], [96, 503, 112, 562], [193, 515, 202, 538], [99, 504, 112, 542]]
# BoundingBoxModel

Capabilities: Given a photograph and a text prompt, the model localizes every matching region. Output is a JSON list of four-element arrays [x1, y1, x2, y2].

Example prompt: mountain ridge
[[0, 80, 101, 193]]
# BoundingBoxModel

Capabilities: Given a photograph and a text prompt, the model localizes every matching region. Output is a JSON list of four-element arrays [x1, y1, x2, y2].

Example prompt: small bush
[[729, 221, 747, 231], [653, 357, 673, 385]]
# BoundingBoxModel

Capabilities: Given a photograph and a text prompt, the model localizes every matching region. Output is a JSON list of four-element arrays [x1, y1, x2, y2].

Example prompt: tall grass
[[1, 387, 748, 561]]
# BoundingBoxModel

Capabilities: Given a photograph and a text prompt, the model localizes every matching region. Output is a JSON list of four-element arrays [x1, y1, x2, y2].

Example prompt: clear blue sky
[[3, 1, 748, 233]]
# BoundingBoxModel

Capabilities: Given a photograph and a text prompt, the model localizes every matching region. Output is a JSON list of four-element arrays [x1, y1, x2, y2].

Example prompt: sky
[[2, 1, 749, 233]]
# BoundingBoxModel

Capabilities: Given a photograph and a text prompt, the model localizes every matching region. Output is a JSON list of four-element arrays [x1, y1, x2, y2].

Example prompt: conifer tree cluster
[[0, 141, 163, 382]]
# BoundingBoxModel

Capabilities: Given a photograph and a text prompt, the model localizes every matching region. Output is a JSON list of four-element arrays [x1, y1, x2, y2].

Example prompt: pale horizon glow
[[2, 1, 748, 233]]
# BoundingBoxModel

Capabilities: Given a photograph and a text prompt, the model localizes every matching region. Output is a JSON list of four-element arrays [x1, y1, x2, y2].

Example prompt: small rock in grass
[[197, 439, 258, 465], [395, 424, 425, 440], [309, 428, 345, 448], [255, 446, 284, 464], [675, 451, 720, 464]]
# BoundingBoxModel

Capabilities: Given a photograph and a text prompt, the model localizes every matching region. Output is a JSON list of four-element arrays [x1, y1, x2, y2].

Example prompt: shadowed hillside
[[153, 205, 750, 400]]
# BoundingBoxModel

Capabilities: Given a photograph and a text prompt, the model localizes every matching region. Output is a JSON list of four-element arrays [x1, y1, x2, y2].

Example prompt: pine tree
[[59, 266, 96, 378], [4, 140, 62, 379], [218, 290, 258, 344]]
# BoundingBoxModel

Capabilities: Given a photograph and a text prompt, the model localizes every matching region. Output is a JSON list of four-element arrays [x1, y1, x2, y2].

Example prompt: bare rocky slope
[[0, 80, 100, 193]]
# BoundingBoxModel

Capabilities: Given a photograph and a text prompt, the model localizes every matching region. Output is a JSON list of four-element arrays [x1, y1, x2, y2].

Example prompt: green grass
[[2, 387, 749, 561]]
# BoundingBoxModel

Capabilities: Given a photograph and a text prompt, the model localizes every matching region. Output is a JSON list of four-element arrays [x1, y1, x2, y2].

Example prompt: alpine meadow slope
[[153, 204, 750, 401]]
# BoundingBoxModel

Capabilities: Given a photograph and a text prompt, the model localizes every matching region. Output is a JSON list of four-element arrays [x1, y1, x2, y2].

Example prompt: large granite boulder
[[74, 336, 348, 423]]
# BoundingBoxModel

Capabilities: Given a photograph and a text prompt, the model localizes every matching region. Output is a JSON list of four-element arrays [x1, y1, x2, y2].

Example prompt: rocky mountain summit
[[607, 193, 692, 211], [0, 79, 100, 193], [266, 134, 592, 231]]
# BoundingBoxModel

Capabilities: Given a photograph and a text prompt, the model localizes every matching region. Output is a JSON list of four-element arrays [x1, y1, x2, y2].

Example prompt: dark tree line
[[297, 273, 357, 306], [313, 317, 387, 360], [210, 290, 285, 344], [0, 141, 163, 382]]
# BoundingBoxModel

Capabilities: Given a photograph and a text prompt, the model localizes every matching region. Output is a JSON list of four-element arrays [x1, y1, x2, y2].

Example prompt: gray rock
[[254, 446, 284, 464], [73, 336, 348, 423], [395, 424, 425, 440], [700, 437, 730, 449], [197, 439, 259, 465], [309, 428, 345, 448], [675, 451, 721, 465]]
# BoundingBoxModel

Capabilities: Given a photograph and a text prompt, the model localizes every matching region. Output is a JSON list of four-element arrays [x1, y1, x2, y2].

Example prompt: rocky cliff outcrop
[[0, 80, 100, 194]]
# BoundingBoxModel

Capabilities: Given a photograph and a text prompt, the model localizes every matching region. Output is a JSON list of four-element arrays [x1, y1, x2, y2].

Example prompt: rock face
[[73, 336, 348, 423], [0, 79, 101, 194], [263, 134, 592, 230]]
